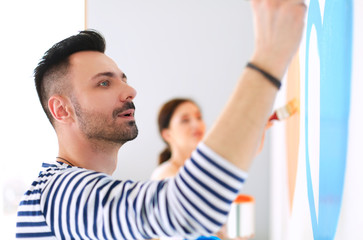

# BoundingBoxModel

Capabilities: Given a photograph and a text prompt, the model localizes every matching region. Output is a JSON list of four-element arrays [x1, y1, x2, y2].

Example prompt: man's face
[[68, 51, 138, 144]]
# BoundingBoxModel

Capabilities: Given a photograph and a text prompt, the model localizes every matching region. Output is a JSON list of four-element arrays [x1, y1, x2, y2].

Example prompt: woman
[[151, 98, 221, 239], [151, 97, 273, 239], [151, 98, 257, 240], [151, 97, 271, 180], [151, 98, 206, 180]]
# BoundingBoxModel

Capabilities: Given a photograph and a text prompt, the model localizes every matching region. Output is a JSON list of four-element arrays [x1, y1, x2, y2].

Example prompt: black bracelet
[[246, 62, 281, 90]]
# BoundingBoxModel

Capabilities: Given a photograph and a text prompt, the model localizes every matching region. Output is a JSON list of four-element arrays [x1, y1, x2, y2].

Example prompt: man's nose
[[119, 83, 137, 102]]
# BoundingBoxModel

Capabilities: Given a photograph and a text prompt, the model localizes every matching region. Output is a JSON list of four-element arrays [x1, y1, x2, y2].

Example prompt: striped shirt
[[16, 143, 247, 239]]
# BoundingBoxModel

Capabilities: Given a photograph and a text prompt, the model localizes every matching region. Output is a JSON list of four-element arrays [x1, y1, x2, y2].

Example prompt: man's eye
[[99, 80, 110, 87]]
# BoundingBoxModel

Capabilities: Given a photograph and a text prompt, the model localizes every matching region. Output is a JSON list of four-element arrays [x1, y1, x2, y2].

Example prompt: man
[[16, 0, 306, 239]]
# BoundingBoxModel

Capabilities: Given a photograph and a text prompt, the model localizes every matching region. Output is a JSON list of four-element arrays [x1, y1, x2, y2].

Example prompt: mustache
[[112, 101, 136, 118]]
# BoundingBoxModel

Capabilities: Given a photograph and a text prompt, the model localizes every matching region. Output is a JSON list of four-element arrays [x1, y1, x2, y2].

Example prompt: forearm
[[203, 0, 306, 171], [204, 64, 279, 171]]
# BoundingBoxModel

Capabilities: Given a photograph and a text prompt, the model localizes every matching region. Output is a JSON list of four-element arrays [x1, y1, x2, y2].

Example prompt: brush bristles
[[275, 98, 299, 120]]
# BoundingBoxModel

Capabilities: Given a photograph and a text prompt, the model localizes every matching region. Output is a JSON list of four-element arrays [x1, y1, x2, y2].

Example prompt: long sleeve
[[16, 143, 247, 239]]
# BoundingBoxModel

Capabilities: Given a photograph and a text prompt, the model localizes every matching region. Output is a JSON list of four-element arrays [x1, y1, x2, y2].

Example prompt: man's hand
[[251, 0, 306, 79]]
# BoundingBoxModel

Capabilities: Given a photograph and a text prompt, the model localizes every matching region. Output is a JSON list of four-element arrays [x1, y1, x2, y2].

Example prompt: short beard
[[72, 97, 138, 145]]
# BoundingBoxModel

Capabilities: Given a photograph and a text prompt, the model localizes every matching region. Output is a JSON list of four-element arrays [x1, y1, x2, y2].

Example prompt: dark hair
[[34, 29, 106, 126], [157, 98, 197, 165]]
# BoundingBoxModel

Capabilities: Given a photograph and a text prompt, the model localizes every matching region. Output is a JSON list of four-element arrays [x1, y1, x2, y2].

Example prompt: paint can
[[225, 194, 255, 239]]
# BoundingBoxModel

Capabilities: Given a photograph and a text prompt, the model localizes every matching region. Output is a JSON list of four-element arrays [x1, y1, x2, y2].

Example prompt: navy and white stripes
[[16, 143, 247, 239]]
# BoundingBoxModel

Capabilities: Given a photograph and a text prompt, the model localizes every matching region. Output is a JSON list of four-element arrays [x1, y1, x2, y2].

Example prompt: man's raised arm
[[204, 0, 306, 171]]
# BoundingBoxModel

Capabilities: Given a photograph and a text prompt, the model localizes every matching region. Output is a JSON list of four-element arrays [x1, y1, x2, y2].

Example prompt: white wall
[[0, 1, 85, 238], [270, 0, 363, 239], [87, 0, 270, 239]]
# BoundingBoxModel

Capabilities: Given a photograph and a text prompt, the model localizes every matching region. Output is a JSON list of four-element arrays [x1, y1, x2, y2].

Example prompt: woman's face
[[163, 101, 206, 154]]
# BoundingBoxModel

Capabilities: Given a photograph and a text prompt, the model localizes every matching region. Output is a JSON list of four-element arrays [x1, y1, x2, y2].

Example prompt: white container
[[226, 194, 255, 239]]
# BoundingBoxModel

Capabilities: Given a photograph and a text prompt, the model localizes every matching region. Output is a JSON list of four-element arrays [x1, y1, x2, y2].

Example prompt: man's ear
[[48, 95, 73, 124]]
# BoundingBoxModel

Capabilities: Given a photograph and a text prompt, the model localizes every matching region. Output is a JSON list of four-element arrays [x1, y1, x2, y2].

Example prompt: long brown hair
[[157, 98, 197, 165]]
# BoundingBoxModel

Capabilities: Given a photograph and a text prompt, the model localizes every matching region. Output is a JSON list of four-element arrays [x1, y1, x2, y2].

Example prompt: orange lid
[[234, 194, 254, 203]]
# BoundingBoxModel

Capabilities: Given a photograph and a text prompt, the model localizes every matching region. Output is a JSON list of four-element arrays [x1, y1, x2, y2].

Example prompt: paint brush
[[269, 98, 299, 121]]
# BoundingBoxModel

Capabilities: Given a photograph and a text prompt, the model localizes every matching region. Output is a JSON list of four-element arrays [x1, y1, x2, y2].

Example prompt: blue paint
[[305, 0, 353, 239]]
